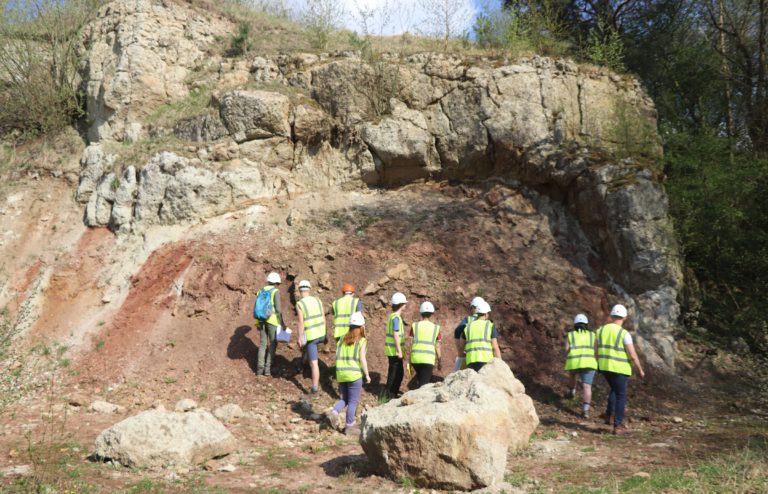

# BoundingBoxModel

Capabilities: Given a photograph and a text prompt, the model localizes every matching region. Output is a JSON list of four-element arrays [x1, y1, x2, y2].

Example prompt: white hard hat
[[419, 301, 435, 314], [610, 304, 628, 318], [349, 311, 365, 327], [470, 296, 485, 309], [298, 279, 311, 290], [476, 300, 491, 314], [574, 313, 589, 325], [390, 292, 407, 305], [266, 272, 281, 284]]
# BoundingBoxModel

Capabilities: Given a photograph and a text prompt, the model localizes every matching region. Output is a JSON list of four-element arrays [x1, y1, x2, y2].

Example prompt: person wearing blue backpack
[[254, 272, 284, 377]]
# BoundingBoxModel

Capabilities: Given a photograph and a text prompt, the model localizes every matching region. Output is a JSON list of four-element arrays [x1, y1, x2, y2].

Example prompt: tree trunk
[[718, 0, 735, 161]]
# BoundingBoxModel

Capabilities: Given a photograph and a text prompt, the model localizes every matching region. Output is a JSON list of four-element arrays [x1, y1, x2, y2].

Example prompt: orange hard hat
[[342, 283, 355, 293]]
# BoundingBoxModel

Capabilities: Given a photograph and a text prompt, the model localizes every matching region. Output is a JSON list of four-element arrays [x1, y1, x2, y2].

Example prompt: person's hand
[[639, 368, 646, 379], [397, 351, 403, 359], [323, 335, 329, 345], [365, 374, 371, 384], [437, 360, 443, 371]]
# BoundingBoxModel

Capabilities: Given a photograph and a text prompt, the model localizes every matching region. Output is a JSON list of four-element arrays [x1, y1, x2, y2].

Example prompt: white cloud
[[284, 0, 480, 36]]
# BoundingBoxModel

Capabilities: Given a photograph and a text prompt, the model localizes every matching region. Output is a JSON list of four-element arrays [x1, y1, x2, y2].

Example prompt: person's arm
[[436, 340, 442, 370], [360, 341, 371, 384], [394, 318, 403, 359], [454, 319, 467, 355], [491, 338, 502, 359], [625, 343, 645, 378], [296, 308, 305, 346], [274, 291, 284, 326]]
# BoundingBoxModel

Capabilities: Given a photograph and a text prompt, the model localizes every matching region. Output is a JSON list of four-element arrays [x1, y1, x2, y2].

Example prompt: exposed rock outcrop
[[75, 0, 682, 368], [94, 409, 235, 469], [360, 359, 538, 491]]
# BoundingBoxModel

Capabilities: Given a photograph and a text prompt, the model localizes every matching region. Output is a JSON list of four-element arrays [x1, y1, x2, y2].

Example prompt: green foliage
[[584, 20, 624, 72], [608, 99, 660, 163], [228, 21, 253, 56], [0, 0, 103, 138], [666, 133, 768, 352], [473, 1, 570, 56]]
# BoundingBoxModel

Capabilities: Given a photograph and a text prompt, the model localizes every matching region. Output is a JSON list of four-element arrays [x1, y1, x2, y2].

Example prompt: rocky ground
[[0, 177, 765, 493]]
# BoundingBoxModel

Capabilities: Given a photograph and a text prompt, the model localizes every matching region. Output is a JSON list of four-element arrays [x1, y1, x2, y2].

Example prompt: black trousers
[[385, 356, 404, 396], [412, 363, 434, 388], [468, 362, 486, 372]]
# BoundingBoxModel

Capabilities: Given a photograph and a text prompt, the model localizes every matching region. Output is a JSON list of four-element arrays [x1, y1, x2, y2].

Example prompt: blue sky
[[285, 0, 503, 36]]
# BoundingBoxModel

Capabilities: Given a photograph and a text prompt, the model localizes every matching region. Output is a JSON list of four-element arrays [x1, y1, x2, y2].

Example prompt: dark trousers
[[412, 363, 434, 388], [468, 362, 486, 372], [385, 356, 404, 396], [602, 371, 630, 427]]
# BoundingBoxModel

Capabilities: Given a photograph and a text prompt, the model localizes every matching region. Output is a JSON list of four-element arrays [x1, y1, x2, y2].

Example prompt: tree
[[302, 0, 344, 50], [419, 0, 475, 46], [0, 0, 102, 137]]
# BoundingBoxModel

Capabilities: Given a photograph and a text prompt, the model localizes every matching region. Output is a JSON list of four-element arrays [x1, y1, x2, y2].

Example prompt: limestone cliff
[[74, 0, 681, 369]]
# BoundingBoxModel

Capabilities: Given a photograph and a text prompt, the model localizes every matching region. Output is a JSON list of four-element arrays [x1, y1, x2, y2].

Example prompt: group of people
[[252, 272, 645, 436], [564, 304, 646, 434]]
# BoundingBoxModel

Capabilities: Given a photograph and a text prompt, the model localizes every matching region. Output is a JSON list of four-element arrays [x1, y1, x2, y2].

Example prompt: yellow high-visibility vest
[[410, 321, 440, 365], [385, 313, 403, 357], [564, 330, 597, 371], [297, 296, 326, 342], [596, 323, 632, 375], [464, 319, 494, 365], [336, 338, 366, 383], [332, 296, 359, 339]]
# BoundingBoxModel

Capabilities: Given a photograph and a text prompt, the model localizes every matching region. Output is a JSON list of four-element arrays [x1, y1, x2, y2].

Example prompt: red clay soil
[[62, 184, 616, 401], [26, 228, 116, 349]]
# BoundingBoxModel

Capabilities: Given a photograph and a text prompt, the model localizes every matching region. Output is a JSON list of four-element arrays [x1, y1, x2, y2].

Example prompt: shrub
[[228, 21, 254, 56], [0, 0, 102, 139], [585, 19, 625, 72]]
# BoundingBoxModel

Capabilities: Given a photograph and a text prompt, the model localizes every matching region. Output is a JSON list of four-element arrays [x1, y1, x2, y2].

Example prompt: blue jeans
[[333, 378, 363, 426], [602, 371, 630, 427]]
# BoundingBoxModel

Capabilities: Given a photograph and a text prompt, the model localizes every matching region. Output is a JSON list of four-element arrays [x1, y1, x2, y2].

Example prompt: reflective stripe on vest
[[464, 319, 494, 365], [298, 296, 326, 342], [336, 338, 366, 383], [332, 296, 359, 339], [410, 321, 440, 365], [385, 313, 403, 357], [261, 286, 280, 326], [596, 323, 632, 375], [564, 330, 597, 371]]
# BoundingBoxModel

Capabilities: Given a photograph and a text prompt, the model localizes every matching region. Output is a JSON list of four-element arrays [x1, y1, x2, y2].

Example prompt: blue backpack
[[253, 287, 275, 321]]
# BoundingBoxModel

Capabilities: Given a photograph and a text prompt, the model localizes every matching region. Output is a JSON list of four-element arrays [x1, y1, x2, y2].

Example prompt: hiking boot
[[324, 409, 339, 430], [581, 409, 590, 419], [600, 412, 614, 425], [612, 424, 628, 435], [344, 424, 360, 436], [256, 368, 265, 376]]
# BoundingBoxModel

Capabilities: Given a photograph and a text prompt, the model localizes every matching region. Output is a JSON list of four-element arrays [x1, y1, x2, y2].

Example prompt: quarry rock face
[[360, 359, 539, 490], [94, 409, 235, 469], [75, 0, 682, 369]]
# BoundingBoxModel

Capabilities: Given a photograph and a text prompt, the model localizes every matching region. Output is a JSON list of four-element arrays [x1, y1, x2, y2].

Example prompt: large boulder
[[219, 90, 292, 143], [360, 359, 538, 491], [94, 409, 236, 469]]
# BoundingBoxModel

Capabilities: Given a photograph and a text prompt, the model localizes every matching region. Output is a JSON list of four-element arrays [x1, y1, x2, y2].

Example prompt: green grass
[[504, 470, 528, 487], [162, 376, 177, 384], [95, 340, 105, 351], [560, 444, 768, 493]]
